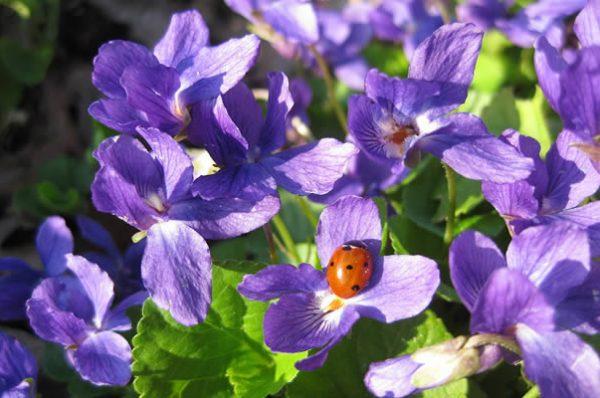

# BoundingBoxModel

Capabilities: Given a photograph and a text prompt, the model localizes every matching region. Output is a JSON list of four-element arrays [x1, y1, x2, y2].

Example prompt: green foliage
[[363, 41, 410, 77], [132, 261, 306, 398], [12, 156, 94, 218], [286, 310, 470, 397]]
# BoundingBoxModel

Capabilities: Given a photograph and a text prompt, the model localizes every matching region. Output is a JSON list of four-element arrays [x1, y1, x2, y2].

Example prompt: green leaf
[[363, 41, 409, 77], [515, 86, 554, 156], [0, 39, 53, 85], [433, 176, 483, 223], [454, 213, 506, 237], [388, 215, 444, 262], [132, 260, 305, 398], [287, 311, 470, 397], [399, 157, 445, 237], [523, 386, 540, 398]]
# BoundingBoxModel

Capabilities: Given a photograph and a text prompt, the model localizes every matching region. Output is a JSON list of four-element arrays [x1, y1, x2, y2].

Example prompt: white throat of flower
[[188, 148, 221, 178]]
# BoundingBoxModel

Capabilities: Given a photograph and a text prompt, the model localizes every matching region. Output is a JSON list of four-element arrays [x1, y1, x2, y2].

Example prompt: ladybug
[[326, 244, 373, 299]]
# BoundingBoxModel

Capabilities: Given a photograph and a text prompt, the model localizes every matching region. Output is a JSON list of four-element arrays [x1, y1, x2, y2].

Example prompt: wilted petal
[[153, 10, 209, 70], [365, 355, 421, 398], [352, 255, 439, 323], [36, 216, 73, 277], [470, 268, 555, 334], [417, 113, 534, 183], [449, 230, 507, 312], [261, 138, 357, 196], [71, 331, 132, 386], [516, 326, 600, 397], [92, 40, 157, 99], [142, 221, 211, 326], [316, 196, 382, 267], [238, 263, 327, 301], [506, 223, 590, 304], [179, 35, 260, 104]]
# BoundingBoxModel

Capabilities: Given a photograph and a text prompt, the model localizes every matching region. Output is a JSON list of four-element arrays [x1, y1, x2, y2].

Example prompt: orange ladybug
[[326, 244, 373, 299]]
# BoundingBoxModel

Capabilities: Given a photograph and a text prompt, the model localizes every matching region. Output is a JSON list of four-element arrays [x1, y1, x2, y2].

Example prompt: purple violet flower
[[0, 332, 37, 397], [369, 0, 443, 58], [348, 22, 534, 183], [300, 6, 372, 90], [92, 127, 280, 326], [188, 71, 358, 201], [366, 223, 600, 397], [458, 0, 585, 48], [89, 10, 260, 136], [482, 129, 600, 255], [535, 1, 600, 172], [0, 216, 73, 321], [238, 196, 440, 370], [76, 216, 144, 298], [287, 77, 312, 141], [26, 255, 147, 386], [309, 147, 408, 205], [225, 0, 318, 59]]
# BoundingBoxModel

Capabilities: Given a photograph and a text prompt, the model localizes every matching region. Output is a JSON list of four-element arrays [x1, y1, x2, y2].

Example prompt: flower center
[[382, 122, 419, 158], [321, 294, 346, 313], [145, 193, 166, 213]]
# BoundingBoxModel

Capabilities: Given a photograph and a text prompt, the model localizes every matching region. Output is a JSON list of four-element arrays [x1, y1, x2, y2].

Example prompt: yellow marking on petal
[[325, 297, 345, 312], [132, 230, 147, 243]]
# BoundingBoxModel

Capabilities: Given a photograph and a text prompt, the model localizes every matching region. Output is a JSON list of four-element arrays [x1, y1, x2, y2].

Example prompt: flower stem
[[443, 163, 457, 246], [263, 224, 279, 263], [272, 215, 301, 263], [465, 333, 521, 356], [295, 196, 318, 228], [308, 45, 349, 136]]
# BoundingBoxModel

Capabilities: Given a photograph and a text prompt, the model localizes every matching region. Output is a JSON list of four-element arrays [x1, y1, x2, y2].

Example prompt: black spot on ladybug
[[351, 285, 360, 291], [342, 245, 352, 251], [329, 262, 334, 267], [346, 265, 353, 270], [363, 262, 368, 268]]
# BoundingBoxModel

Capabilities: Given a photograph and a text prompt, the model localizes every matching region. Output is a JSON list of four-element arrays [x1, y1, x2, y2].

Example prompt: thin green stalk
[[443, 164, 457, 246], [262, 224, 279, 263], [308, 45, 349, 136], [272, 215, 301, 263], [295, 196, 318, 228]]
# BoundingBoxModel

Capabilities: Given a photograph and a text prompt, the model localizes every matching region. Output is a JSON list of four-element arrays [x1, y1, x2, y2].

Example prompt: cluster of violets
[[1, 1, 599, 397]]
